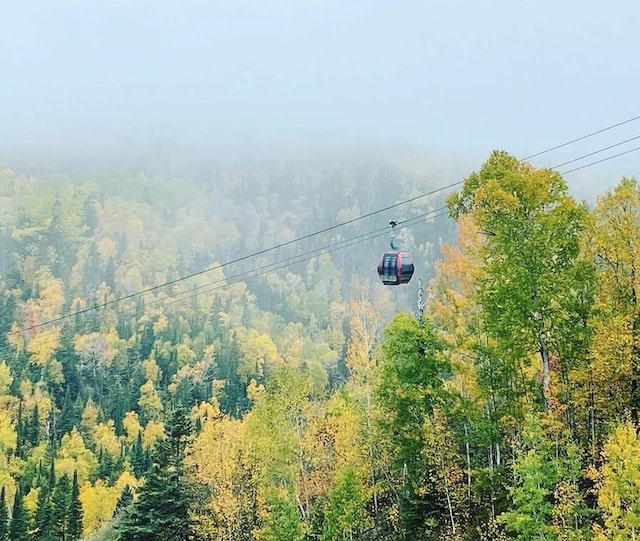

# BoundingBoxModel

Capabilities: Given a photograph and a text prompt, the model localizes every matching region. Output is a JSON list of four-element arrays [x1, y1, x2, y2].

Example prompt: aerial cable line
[[8, 115, 640, 337], [124, 210, 443, 311], [67, 126, 640, 323], [106, 132, 639, 309], [551, 134, 640, 169], [559, 144, 640, 175], [522, 114, 640, 160], [53, 210, 443, 324], [0, 210, 445, 357], [122, 211, 444, 315], [11, 181, 459, 336]]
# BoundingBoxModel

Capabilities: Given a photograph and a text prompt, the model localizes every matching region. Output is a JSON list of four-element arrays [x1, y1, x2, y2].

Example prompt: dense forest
[[0, 150, 637, 540]]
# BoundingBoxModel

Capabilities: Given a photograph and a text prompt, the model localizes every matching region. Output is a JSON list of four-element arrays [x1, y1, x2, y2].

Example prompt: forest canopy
[[0, 152, 637, 540]]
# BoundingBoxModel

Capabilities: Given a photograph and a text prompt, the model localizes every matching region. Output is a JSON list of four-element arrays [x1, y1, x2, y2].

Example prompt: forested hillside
[[0, 151, 637, 540]]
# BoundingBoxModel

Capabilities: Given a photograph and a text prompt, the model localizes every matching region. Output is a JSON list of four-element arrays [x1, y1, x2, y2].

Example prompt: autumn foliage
[[0, 157, 637, 539]]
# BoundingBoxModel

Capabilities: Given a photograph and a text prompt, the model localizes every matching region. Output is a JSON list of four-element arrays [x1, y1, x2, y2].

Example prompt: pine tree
[[34, 476, 54, 541], [28, 404, 40, 447], [0, 487, 8, 541], [51, 474, 71, 540], [9, 486, 29, 541], [115, 485, 134, 516], [131, 432, 148, 477], [67, 470, 83, 541], [15, 401, 25, 458], [118, 408, 193, 541]]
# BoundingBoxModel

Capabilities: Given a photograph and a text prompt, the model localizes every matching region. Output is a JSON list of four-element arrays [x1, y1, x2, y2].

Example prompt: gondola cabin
[[377, 251, 414, 285]]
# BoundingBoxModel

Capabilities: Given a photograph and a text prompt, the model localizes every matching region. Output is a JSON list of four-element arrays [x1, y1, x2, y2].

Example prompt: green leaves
[[375, 313, 453, 538], [448, 150, 594, 411], [499, 413, 586, 540]]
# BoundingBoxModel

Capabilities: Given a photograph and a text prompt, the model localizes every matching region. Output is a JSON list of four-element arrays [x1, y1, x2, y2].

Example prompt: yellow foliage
[[0, 409, 17, 453], [237, 329, 282, 382], [324, 393, 366, 471], [0, 362, 13, 394], [74, 332, 115, 369], [581, 178, 640, 423], [96, 236, 117, 265], [24, 487, 39, 515], [427, 213, 484, 401], [142, 358, 162, 383], [114, 470, 139, 493], [0, 469, 16, 513], [122, 411, 142, 444], [80, 480, 120, 537], [188, 416, 253, 540], [138, 379, 163, 420], [56, 428, 98, 485], [45, 358, 64, 385], [92, 421, 121, 457], [247, 379, 265, 403], [142, 420, 164, 450], [345, 279, 382, 380], [191, 400, 221, 425], [7, 322, 24, 353], [26, 326, 60, 366], [176, 343, 196, 368], [81, 399, 99, 436], [592, 421, 640, 539], [19, 380, 51, 425], [152, 313, 169, 335], [37, 275, 65, 320], [19, 379, 32, 400]]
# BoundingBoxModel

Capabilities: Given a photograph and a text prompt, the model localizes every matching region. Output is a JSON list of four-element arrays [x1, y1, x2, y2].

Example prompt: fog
[[2, 0, 639, 200]]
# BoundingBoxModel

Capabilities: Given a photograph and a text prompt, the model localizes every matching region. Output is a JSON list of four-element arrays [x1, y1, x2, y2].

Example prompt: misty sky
[[1, 0, 639, 195]]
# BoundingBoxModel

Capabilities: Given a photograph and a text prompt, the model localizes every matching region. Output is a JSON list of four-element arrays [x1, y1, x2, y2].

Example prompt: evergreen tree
[[68, 470, 83, 541], [9, 486, 29, 541], [0, 487, 8, 541], [57, 388, 82, 442], [34, 477, 54, 541], [131, 432, 148, 477], [0, 292, 16, 351], [138, 324, 155, 362], [15, 401, 25, 458], [51, 474, 71, 540], [28, 404, 40, 447], [115, 485, 134, 516], [118, 408, 193, 541]]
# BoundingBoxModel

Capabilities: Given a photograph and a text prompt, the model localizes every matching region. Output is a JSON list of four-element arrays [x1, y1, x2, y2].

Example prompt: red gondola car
[[377, 221, 414, 285], [377, 250, 414, 285]]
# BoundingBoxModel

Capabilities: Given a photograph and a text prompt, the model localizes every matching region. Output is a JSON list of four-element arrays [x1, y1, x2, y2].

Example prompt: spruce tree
[[9, 486, 29, 541], [28, 404, 40, 447], [0, 487, 8, 541], [15, 402, 25, 458], [131, 432, 148, 477], [51, 474, 71, 540], [67, 470, 83, 541], [118, 408, 193, 541], [115, 485, 134, 516], [34, 478, 54, 541]]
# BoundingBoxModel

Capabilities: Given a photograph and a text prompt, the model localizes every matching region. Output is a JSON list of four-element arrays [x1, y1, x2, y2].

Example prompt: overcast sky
[[1, 0, 639, 196]]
